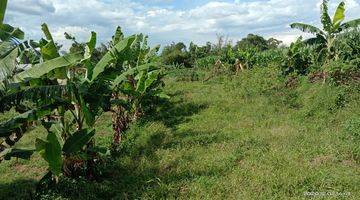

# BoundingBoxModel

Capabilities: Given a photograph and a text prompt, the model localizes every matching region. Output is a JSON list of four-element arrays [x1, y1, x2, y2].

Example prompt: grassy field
[[1, 67, 359, 199]]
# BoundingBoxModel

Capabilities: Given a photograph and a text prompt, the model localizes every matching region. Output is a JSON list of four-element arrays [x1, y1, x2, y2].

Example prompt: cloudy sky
[[4, 0, 360, 49]]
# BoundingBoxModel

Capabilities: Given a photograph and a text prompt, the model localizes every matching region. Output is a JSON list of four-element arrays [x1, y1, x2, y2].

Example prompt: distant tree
[[161, 42, 191, 67], [235, 34, 269, 51], [267, 38, 283, 49]]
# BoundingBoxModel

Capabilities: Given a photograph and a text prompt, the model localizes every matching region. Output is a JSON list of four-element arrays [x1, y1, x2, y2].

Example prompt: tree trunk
[[112, 105, 129, 145]]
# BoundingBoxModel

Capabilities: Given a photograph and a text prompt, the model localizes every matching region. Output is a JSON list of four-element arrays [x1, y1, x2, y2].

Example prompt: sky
[[4, 0, 360, 49]]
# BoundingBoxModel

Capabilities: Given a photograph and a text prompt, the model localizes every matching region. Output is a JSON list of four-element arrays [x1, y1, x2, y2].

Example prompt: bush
[[326, 59, 359, 84], [195, 55, 221, 69], [160, 42, 192, 67], [335, 29, 360, 62], [281, 37, 320, 76]]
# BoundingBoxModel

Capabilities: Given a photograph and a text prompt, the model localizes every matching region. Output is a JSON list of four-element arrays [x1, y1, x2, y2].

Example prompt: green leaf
[[90, 35, 136, 82], [40, 24, 60, 61], [41, 23, 54, 41], [0, 104, 59, 137], [340, 18, 360, 30], [0, 24, 24, 41], [144, 70, 160, 91], [290, 23, 325, 36], [0, 47, 18, 82], [0, 84, 68, 113], [1, 148, 35, 160], [321, 0, 332, 32], [80, 96, 95, 127], [13, 52, 83, 82], [35, 132, 63, 176], [84, 31, 97, 59], [136, 71, 146, 93], [112, 26, 124, 45], [0, 41, 13, 55], [0, 0, 7, 24], [111, 63, 158, 89], [41, 41, 60, 61], [155, 92, 170, 99], [332, 2, 345, 28], [62, 129, 95, 155]]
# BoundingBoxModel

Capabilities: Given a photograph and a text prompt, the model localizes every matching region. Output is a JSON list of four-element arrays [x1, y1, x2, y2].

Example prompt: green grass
[[1, 67, 359, 199]]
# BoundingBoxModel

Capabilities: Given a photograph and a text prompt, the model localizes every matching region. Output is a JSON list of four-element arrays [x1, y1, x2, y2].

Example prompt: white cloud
[[7, 0, 55, 15], [4, 0, 360, 49]]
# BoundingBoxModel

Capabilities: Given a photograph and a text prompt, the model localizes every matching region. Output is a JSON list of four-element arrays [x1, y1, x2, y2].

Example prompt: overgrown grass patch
[[1, 67, 359, 199]]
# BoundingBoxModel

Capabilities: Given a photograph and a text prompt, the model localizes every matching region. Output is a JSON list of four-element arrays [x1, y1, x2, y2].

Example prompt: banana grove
[[0, 0, 168, 183]]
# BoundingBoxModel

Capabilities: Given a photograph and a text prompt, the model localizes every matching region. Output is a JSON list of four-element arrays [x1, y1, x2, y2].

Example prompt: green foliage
[[290, 0, 360, 63], [234, 34, 281, 51], [0, 2, 167, 182], [326, 59, 358, 84], [234, 47, 284, 69], [62, 129, 95, 155], [195, 55, 221, 69], [13, 52, 83, 82], [160, 42, 191, 67], [90, 36, 136, 81], [0, 0, 7, 24], [36, 132, 63, 175], [1, 66, 360, 199], [334, 29, 360, 61], [281, 37, 318, 75]]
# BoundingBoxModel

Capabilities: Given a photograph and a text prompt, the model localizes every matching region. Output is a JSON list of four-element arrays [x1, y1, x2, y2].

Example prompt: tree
[[0, 1, 168, 181], [161, 42, 191, 67], [235, 34, 269, 51], [267, 38, 283, 49], [290, 0, 360, 61]]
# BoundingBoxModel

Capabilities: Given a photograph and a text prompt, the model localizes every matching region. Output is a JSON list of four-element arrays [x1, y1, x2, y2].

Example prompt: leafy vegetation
[[0, 1, 167, 183], [290, 0, 360, 77], [1, 0, 360, 199]]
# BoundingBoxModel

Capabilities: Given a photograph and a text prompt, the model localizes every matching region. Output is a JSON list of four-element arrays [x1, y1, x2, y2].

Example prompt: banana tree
[[98, 29, 167, 147], [0, 23, 89, 177], [290, 0, 360, 61], [1, 0, 168, 180]]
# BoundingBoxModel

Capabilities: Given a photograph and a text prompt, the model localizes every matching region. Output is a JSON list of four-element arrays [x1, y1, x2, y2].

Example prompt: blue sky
[[5, 0, 360, 49]]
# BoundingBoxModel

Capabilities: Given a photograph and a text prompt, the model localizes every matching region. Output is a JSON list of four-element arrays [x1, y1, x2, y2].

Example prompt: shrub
[[326, 59, 359, 84], [195, 55, 221, 69], [281, 37, 320, 76]]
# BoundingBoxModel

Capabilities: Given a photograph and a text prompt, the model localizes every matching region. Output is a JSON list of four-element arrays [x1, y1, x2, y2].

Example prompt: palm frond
[[0, 84, 69, 112], [0, 0, 7, 24], [0, 47, 18, 82], [0, 103, 61, 137], [321, 0, 333, 32], [332, 2, 345, 28], [111, 63, 159, 89], [0, 24, 25, 41], [290, 23, 325, 35], [303, 35, 326, 46], [340, 19, 360, 30], [12, 52, 83, 83]]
